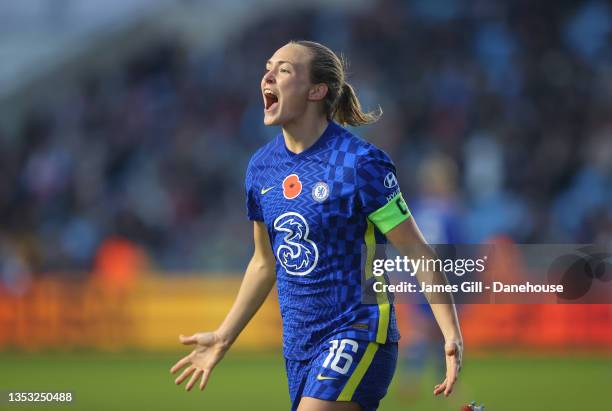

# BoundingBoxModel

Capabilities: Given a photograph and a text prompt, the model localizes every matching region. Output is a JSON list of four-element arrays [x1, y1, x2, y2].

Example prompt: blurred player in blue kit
[[171, 41, 463, 411]]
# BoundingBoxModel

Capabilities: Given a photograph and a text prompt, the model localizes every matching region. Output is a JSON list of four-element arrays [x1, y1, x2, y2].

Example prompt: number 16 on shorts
[[322, 339, 359, 375]]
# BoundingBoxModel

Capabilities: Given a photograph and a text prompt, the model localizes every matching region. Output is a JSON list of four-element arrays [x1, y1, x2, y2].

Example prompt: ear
[[308, 83, 328, 101]]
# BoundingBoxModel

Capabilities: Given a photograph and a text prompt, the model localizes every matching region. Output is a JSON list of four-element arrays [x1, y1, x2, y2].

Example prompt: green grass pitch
[[0, 351, 608, 410]]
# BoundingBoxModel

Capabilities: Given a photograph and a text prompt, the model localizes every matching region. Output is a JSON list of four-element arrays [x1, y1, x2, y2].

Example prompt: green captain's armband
[[367, 193, 411, 234]]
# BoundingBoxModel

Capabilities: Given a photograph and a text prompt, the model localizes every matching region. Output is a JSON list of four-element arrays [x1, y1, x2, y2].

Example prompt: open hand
[[170, 331, 229, 391], [434, 340, 463, 397]]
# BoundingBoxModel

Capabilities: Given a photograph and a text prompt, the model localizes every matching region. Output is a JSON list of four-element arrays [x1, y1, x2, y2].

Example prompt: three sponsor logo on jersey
[[274, 212, 318, 276]]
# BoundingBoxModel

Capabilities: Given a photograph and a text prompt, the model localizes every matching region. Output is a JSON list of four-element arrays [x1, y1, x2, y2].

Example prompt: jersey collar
[[281, 121, 338, 159]]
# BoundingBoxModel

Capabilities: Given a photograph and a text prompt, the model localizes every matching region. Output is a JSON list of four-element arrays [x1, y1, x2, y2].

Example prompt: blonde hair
[[291, 40, 381, 126]]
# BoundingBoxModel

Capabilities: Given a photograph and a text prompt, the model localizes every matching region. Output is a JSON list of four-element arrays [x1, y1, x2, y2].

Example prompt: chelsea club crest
[[311, 182, 329, 203]]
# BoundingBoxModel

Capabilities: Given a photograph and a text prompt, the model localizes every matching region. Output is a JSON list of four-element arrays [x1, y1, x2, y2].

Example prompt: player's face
[[261, 43, 313, 126]]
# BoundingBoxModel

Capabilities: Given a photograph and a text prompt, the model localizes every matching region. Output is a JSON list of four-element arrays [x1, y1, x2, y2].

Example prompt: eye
[[280, 68, 290, 74]]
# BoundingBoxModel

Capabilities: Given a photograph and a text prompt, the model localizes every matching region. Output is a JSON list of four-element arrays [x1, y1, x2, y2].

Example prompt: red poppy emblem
[[283, 174, 302, 199]]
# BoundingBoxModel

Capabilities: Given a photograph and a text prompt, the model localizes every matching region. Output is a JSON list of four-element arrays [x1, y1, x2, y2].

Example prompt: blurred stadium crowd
[[0, 0, 611, 281]]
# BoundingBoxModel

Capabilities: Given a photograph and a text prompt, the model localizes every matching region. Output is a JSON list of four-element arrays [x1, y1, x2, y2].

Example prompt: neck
[[282, 111, 329, 154]]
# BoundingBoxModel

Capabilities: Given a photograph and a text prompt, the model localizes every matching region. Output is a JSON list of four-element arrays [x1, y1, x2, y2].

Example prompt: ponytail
[[333, 82, 382, 127]]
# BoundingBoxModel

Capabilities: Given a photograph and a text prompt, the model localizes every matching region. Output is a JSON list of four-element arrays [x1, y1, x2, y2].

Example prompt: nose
[[263, 69, 275, 84]]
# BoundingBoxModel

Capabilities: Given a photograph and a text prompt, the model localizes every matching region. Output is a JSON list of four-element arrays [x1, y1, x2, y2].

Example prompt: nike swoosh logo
[[316, 373, 338, 381], [261, 187, 274, 195]]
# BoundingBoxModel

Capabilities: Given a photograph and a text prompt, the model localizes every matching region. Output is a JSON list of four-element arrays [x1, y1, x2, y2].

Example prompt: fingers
[[186, 369, 203, 391], [179, 334, 197, 345], [444, 373, 457, 396], [180, 332, 216, 347], [172, 361, 211, 391], [171, 333, 216, 392], [436, 363, 458, 396], [433, 377, 456, 397], [433, 381, 446, 396], [199, 369, 210, 391], [434, 360, 459, 396], [170, 355, 191, 374], [175, 366, 195, 385]]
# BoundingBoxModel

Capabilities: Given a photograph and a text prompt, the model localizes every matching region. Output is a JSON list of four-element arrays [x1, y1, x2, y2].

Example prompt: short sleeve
[[245, 158, 263, 221], [356, 152, 411, 234]]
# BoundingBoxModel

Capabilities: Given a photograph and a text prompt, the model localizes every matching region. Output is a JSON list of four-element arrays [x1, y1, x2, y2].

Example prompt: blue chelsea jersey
[[245, 121, 410, 360]]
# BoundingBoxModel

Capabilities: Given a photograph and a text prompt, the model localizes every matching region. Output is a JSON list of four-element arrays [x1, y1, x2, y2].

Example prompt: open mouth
[[264, 89, 279, 112]]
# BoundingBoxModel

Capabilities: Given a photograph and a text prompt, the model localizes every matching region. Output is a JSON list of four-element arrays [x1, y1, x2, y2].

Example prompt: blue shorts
[[285, 338, 398, 411]]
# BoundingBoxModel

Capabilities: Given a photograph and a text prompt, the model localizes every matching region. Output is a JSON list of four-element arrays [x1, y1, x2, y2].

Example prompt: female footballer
[[170, 41, 463, 411]]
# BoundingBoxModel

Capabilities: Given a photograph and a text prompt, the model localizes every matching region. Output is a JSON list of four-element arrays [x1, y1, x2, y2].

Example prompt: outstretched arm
[[170, 221, 276, 391], [385, 217, 463, 397], [215, 221, 277, 347]]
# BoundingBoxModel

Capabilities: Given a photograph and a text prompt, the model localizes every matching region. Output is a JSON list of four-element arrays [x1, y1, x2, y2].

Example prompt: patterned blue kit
[[246, 121, 411, 408]]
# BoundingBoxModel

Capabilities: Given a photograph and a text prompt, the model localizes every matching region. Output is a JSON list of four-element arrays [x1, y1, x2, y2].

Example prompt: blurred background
[[0, 0, 610, 410]]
